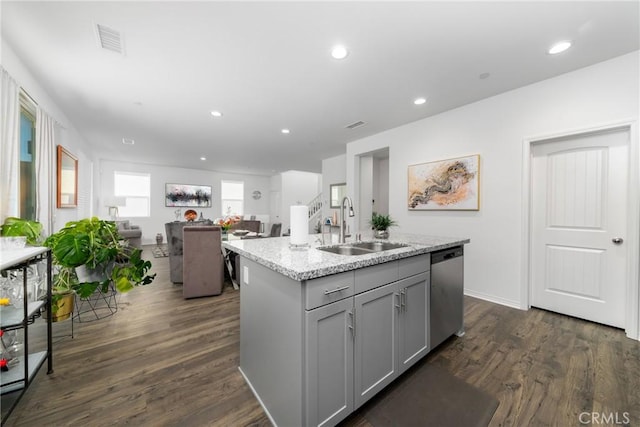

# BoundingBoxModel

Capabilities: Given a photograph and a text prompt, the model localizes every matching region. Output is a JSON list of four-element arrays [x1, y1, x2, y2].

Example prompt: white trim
[[626, 121, 639, 340], [522, 119, 639, 341], [238, 367, 279, 427], [464, 289, 522, 310]]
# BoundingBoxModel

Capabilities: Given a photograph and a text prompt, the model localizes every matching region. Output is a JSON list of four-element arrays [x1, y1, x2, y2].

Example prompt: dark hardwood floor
[[3, 247, 639, 426]]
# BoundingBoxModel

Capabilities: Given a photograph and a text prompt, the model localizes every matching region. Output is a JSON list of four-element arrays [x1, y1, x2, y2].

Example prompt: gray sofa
[[165, 220, 213, 284], [115, 220, 142, 249]]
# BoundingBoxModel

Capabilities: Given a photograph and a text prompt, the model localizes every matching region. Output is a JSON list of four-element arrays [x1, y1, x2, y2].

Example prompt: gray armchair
[[182, 226, 224, 298]]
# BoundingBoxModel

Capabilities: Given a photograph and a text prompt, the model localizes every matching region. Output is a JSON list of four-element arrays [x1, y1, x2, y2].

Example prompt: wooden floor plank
[[3, 247, 639, 426]]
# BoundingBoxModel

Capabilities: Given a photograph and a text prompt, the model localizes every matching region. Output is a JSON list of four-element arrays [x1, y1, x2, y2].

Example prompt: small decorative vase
[[374, 229, 389, 239], [156, 233, 164, 246], [222, 230, 228, 241]]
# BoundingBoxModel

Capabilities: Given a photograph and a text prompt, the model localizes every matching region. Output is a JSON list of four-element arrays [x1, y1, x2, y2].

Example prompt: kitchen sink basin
[[317, 246, 374, 256], [350, 241, 408, 251], [317, 241, 409, 256]]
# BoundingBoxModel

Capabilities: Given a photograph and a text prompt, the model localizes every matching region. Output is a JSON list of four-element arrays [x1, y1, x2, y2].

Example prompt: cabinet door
[[397, 273, 429, 374], [305, 298, 354, 427], [353, 281, 403, 409]]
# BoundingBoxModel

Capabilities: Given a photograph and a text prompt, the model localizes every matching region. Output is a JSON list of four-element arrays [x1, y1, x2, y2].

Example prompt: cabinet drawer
[[398, 254, 430, 279], [305, 271, 355, 310], [354, 261, 399, 294]]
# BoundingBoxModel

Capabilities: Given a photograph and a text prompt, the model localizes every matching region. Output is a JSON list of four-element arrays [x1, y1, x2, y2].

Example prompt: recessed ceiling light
[[210, 111, 223, 117], [479, 72, 491, 80], [413, 97, 427, 105], [548, 41, 572, 55], [331, 45, 349, 60], [122, 138, 135, 145], [281, 129, 290, 134], [200, 157, 206, 161]]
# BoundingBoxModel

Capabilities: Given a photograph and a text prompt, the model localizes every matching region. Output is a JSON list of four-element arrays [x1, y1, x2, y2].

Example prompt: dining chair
[[182, 226, 224, 298], [269, 223, 282, 237]]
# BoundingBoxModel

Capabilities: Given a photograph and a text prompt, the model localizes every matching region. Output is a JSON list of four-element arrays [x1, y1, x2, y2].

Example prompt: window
[[221, 180, 244, 216], [19, 92, 37, 220], [114, 171, 150, 217]]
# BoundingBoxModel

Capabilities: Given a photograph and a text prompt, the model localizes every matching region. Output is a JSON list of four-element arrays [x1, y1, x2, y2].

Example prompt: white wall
[[373, 157, 389, 216], [278, 170, 321, 233], [347, 51, 639, 309], [100, 159, 272, 244], [2, 40, 95, 232]]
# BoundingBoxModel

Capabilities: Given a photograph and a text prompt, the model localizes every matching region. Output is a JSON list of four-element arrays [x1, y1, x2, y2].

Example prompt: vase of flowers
[[215, 216, 240, 240]]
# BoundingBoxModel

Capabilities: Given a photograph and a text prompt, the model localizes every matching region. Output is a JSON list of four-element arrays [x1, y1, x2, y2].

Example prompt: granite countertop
[[223, 232, 469, 281]]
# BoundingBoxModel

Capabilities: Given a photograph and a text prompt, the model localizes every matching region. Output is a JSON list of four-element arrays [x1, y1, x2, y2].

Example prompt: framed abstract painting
[[165, 183, 212, 207], [408, 154, 480, 210]]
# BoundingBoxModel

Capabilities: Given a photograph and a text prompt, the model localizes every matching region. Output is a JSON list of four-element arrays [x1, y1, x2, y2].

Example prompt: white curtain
[[35, 107, 56, 235], [0, 67, 20, 222]]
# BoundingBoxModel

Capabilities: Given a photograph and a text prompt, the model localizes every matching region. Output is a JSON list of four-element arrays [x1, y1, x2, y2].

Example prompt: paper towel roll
[[290, 205, 309, 245]]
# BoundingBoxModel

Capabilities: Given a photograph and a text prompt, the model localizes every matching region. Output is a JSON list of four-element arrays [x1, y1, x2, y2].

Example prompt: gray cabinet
[[306, 270, 431, 424], [353, 280, 403, 408], [240, 253, 440, 427], [304, 297, 354, 427], [397, 272, 430, 374]]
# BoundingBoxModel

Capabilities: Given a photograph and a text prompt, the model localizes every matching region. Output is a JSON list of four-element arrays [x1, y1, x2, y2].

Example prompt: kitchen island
[[223, 232, 469, 427]]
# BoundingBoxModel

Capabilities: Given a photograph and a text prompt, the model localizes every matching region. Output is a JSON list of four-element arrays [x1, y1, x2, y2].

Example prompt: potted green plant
[[0, 217, 74, 320], [1, 217, 44, 245], [370, 212, 397, 239], [43, 217, 156, 319]]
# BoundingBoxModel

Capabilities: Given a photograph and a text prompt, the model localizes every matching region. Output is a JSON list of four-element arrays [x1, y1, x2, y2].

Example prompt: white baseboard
[[464, 289, 523, 310]]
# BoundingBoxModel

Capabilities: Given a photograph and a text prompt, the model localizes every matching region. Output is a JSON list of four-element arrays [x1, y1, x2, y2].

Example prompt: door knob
[[612, 237, 624, 244]]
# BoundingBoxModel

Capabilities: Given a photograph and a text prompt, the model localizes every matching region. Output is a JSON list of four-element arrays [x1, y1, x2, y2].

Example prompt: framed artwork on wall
[[329, 183, 347, 208], [408, 154, 480, 210], [165, 183, 212, 207], [57, 145, 78, 208]]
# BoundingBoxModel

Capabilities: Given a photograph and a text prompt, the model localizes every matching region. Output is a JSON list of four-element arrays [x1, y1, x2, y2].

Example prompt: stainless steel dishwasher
[[430, 246, 464, 349]]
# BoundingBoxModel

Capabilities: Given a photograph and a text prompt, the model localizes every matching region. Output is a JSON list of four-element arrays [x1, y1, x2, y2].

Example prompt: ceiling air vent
[[345, 121, 365, 130], [95, 24, 124, 54]]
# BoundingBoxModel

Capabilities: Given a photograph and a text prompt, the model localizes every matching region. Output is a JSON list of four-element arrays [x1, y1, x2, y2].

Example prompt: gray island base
[[224, 232, 469, 427]]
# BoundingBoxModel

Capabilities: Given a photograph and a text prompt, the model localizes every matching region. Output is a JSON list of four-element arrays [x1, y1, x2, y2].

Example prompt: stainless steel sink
[[317, 241, 409, 256], [350, 241, 408, 251], [317, 246, 374, 256]]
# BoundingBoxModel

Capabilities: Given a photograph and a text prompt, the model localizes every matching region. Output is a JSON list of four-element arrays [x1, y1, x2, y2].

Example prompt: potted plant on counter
[[1, 217, 44, 246], [370, 212, 397, 239], [43, 217, 156, 320]]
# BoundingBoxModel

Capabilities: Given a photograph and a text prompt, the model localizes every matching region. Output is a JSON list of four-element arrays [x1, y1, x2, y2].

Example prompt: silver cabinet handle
[[401, 289, 406, 311], [394, 292, 401, 310], [324, 285, 350, 295], [348, 310, 354, 336], [348, 308, 356, 337], [612, 237, 624, 244]]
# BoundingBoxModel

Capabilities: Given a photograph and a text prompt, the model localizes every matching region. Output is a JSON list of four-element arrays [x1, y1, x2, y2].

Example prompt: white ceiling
[[2, 1, 639, 175]]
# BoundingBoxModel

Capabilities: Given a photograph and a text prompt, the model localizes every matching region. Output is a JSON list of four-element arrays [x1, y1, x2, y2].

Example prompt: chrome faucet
[[339, 196, 355, 244]]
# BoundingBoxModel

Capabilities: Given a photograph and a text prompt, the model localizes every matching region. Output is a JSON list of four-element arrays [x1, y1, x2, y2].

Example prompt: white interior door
[[531, 127, 629, 328]]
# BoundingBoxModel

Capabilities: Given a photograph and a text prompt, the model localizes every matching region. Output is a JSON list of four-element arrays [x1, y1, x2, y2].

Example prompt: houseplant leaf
[[52, 233, 91, 267]]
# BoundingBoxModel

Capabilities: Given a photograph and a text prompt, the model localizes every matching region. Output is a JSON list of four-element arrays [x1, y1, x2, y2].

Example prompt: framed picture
[[408, 154, 480, 210], [57, 145, 78, 208], [329, 183, 346, 208], [165, 183, 212, 207]]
